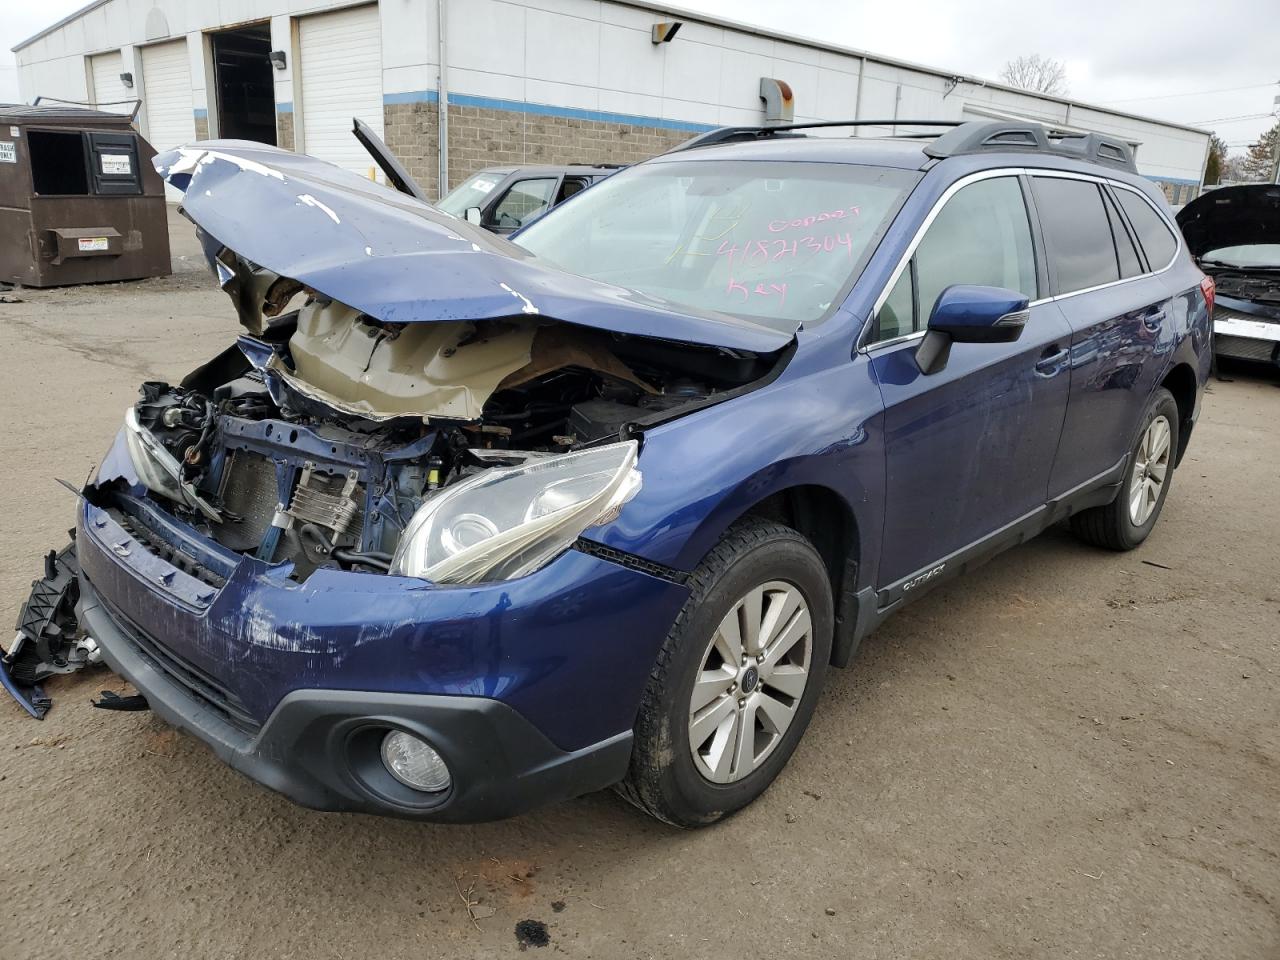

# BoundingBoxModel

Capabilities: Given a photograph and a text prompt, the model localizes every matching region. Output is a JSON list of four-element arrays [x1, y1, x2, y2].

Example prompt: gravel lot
[[1, 212, 1277, 959]]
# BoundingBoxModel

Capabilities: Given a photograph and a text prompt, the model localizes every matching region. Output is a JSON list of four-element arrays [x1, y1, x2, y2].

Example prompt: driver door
[[867, 174, 1073, 601]]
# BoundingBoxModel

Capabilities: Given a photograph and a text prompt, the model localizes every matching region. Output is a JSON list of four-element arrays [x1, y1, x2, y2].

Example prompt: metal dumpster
[[0, 101, 171, 287]]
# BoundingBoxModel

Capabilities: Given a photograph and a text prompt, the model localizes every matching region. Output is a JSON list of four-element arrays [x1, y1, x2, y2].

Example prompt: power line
[[1192, 112, 1277, 125], [1100, 81, 1277, 105]]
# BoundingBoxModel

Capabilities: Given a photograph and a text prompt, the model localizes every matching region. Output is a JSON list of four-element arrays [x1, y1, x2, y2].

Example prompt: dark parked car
[[435, 163, 621, 233], [3, 120, 1211, 827], [1176, 184, 1280, 366]]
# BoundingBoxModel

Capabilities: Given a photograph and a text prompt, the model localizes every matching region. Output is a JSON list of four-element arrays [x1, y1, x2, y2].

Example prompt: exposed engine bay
[[1202, 268, 1280, 306], [105, 285, 780, 582]]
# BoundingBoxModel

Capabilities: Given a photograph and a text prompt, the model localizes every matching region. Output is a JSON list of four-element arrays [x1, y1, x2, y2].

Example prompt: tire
[[1070, 386, 1180, 551], [616, 519, 833, 827]]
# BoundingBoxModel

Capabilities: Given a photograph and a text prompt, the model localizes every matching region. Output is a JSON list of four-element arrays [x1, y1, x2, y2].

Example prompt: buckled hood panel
[[154, 141, 793, 353]]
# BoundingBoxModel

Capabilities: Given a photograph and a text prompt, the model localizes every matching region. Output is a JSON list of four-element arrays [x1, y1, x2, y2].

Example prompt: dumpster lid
[[0, 103, 139, 126]]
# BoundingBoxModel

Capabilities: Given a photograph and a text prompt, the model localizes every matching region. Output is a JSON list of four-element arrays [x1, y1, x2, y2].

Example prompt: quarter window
[[872, 176, 1037, 342], [1031, 177, 1120, 294], [1115, 188, 1178, 269]]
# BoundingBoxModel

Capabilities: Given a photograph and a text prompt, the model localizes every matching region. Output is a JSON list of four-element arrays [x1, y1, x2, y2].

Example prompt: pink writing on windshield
[[726, 278, 788, 306], [768, 206, 861, 233], [718, 233, 853, 267]]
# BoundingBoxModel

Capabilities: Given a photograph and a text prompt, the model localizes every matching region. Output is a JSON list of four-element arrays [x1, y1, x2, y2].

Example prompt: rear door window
[[1114, 188, 1178, 270], [1031, 177, 1120, 294]]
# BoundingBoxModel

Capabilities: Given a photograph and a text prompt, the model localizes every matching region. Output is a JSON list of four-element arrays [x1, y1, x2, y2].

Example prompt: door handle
[[1035, 346, 1069, 374], [1142, 308, 1166, 330]]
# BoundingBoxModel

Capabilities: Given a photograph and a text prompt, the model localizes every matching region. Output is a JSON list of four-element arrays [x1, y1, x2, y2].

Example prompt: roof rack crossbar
[[924, 121, 1138, 172]]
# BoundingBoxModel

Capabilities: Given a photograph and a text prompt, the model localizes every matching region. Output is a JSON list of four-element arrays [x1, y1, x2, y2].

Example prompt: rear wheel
[[616, 519, 833, 827], [1070, 387, 1179, 551]]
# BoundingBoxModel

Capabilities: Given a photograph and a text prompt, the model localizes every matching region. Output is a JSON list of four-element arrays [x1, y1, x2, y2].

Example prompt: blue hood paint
[[154, 141, 793, 353]]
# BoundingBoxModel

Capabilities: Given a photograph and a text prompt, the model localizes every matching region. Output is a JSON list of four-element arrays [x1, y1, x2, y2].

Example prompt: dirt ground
[[0, 210, 1277, 959]]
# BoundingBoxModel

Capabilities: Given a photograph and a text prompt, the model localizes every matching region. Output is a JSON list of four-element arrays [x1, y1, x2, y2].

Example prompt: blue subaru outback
[[4, 120, 1211, 826]]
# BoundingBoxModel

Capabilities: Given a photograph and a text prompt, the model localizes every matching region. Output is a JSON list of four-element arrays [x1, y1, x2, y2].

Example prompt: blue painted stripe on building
[[383, 90, 437, 105], [1145, 174, 1201, 186], [381, 89, 715, 133], [275, 102, 293, 114], [193, 108, 208, 119]]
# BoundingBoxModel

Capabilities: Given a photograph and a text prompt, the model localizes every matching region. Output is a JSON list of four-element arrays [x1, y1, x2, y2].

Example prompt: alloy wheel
[[1129, 414, 1172, 526], [687, 580, 813, 784]]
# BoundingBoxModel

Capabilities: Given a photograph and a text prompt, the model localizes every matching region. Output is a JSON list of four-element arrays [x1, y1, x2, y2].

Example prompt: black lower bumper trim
[[77, 576, 633, 822]]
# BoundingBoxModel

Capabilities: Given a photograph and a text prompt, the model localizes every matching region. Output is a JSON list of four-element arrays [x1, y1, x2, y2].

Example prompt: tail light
[[1199, 275, 1215, 318]]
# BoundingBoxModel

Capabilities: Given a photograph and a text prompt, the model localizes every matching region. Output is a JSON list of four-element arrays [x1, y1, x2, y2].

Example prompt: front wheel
[[616, 519, 833, 827], [1070, 386, 1180, 551]]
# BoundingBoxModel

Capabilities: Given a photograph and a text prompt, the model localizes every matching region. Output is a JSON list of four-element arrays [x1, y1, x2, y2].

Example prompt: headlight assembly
[[390, 441, 641, 584], [122, 407, 221, 521]]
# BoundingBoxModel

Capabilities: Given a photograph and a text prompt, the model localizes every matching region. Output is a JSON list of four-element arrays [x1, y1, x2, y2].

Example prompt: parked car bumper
[[73, 487, 688, 821], [1214, 296, 1280, 365]]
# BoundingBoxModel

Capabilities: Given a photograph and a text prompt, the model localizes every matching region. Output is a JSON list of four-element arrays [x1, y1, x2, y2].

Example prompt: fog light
[[380, 731, 451, 792]]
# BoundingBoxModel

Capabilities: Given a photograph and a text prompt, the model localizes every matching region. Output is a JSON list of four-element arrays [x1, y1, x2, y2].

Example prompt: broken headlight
[[122, 408, 221, 521], [390, 441, 641, 584]]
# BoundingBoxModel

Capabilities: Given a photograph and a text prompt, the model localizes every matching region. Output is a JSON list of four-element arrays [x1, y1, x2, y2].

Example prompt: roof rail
[[923, 121, 1137, 172], [667, 118, 1139, 173], [669, 119, 964, 153]]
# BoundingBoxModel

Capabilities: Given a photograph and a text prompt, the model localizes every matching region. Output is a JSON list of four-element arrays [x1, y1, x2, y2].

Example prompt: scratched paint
[[298, 193, 341, 225]]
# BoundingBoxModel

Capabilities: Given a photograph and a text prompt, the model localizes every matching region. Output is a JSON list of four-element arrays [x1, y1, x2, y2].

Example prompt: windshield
[[1203, 244, 1280, 269], [436, 170, 509, 217], [513, 160, 919, 329]]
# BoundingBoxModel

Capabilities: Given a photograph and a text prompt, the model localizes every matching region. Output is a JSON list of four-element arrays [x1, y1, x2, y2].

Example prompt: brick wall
[[383, 100, 691, 201], [383, 101, 440, 196], [447, 104, 688, 193], [276, 111, 294, 151]]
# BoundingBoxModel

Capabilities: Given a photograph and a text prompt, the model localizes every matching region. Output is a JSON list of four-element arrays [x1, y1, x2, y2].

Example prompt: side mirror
[[464, 206, 482, 225], [916, 284, 1030, 375]]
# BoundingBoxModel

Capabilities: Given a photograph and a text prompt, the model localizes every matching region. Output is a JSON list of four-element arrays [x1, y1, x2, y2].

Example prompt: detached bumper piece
[[1, 540, 101, 719]]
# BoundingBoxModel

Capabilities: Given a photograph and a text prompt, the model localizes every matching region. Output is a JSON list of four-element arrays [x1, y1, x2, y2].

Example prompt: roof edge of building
[[12, 0, 111, 53], [618, 0, 1211, 137], [12, 0, 1211, 138]]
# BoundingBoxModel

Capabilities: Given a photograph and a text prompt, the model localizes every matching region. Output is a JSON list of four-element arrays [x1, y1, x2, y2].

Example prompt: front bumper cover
[[78, 575, 632, 822]]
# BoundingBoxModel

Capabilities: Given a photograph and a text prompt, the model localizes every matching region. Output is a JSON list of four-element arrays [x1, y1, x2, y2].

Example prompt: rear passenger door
[[868, 173, 1073, 593], [1030, 174, 1176, 496]]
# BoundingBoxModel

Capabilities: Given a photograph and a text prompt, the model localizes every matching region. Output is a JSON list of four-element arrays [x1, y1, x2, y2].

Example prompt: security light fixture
[[269, 50, 287, 71], [651, 21, 682, 44], [119, 72, 133, 88]]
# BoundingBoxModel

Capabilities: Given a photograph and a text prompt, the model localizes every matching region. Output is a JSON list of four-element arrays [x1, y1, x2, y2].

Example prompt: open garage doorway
[[210, 24, 276, 145]]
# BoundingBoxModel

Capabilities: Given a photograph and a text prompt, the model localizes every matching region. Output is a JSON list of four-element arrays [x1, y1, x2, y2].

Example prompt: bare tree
[[1000, 55, 1069, 96], [1241, 120, 1280, 183]]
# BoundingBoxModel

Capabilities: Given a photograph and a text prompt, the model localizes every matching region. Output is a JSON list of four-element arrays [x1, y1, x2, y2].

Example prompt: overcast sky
[[2, 0, 1276, 154]]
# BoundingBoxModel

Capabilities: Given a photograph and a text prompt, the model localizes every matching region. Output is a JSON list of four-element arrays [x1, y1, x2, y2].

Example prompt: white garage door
[[299, 4, 383, 176], [141, 40, 196, 151], [88, 51, 132, 114]]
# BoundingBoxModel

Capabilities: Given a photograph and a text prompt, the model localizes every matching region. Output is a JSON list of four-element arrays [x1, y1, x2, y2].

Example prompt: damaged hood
[[155, 141, 793, 353], [1176, 184, 1280, 258]]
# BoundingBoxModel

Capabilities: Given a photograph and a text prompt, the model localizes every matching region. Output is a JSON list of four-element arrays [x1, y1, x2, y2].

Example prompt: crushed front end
[[3, 140, 789, 820]]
